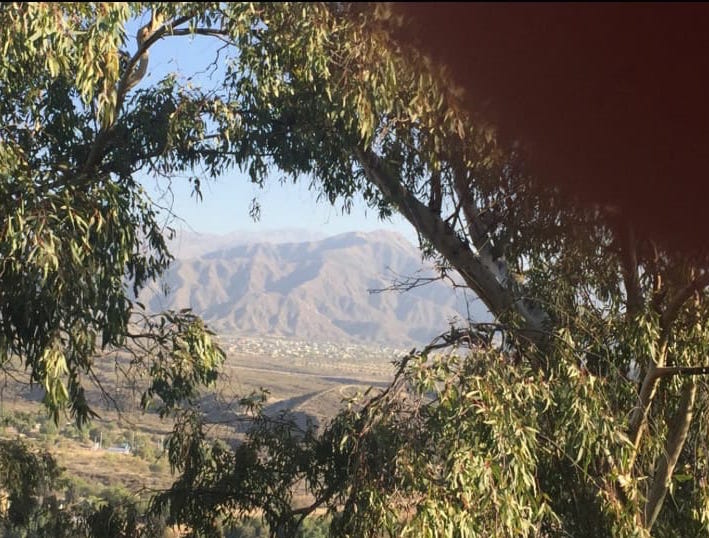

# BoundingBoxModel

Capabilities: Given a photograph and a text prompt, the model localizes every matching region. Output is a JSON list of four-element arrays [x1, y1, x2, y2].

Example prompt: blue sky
[[128, 17, 416, 242], [146, 171, 416, 240]]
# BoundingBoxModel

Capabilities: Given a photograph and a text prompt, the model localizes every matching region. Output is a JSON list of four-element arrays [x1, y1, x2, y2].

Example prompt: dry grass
[[53, 441, 172, 495]]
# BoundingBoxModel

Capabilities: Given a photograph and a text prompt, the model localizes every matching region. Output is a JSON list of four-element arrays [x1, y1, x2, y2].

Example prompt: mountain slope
[[143, 230, 488, 344]]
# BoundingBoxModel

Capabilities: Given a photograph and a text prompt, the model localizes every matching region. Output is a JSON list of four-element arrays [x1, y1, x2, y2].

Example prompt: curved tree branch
[[354, 146, 547, 345], [81, 12, 204, 177], [643, 379, 697, 530]]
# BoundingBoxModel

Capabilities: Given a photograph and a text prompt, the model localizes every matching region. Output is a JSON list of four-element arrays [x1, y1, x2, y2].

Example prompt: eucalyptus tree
[[0, 2, 225, 426], [1, 3, 708, 537]]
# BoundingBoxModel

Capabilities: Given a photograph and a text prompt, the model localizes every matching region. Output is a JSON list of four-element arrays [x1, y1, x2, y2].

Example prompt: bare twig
[[368, 267, 466, 295]]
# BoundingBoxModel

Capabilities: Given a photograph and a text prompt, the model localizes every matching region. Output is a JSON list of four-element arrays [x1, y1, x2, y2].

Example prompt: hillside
[[142, 230, 488, 344]]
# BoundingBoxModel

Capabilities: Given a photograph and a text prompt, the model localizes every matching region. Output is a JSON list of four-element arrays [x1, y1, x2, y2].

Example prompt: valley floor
[[0, 335, 404, 502]]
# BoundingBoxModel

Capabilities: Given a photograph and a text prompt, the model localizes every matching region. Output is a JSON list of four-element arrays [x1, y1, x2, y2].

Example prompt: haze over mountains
[[143, 230, 488, 345], [166, 228, 327, 259]]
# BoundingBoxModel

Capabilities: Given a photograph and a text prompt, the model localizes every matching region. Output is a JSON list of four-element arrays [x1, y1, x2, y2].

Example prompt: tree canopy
[[1, 2, 709, 537]]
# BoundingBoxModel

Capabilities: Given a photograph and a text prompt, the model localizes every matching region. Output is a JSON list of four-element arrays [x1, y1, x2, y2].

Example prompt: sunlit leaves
[[0, 3, 131, 126], [0, 2, 228, 426]]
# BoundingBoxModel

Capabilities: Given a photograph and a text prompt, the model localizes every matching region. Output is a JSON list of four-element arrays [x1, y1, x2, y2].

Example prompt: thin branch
[[115, 14, 196, 109], [368, 267, 466, 295], [165, 27, 229, 39], [451, 156, 490, 252], [369, 272, 446, 294], [648, 364, 709, 380]]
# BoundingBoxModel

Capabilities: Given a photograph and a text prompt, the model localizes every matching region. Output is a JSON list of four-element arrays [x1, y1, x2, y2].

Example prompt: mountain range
[[142, 229, 488, 345]]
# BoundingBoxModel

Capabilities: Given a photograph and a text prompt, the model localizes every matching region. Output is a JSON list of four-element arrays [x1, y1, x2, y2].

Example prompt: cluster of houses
[[220, 334, 406, 364]]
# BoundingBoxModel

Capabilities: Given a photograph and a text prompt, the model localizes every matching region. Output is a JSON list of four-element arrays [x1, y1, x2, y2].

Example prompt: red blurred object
[[395, 3, 709, 255]]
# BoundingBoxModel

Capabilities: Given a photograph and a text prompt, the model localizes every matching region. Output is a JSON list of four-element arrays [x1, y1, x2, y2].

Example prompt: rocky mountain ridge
[[142, 230, 488, 345]]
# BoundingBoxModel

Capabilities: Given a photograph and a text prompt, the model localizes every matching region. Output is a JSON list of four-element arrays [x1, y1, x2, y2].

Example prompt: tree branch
[[628, 272, 708, 465], [617, 221, 643, 319], [368, 267, 467, 295], [81, 13, 198, 177], [354, 147, 547, 343], [628, 348, 667, 469], [166, 27, 229, 39], [450, 157, 490, 252], [115, 14, 196, 110], [647, 364, 709, 379], [627, 355, 709, 474], [643, 379, 697, 530], [649, 241, 666, 316]]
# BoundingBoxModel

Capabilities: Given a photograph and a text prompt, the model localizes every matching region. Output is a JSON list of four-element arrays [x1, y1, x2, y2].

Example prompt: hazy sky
[[130, 17, 416, 241], [146, 171, 416, 240]]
